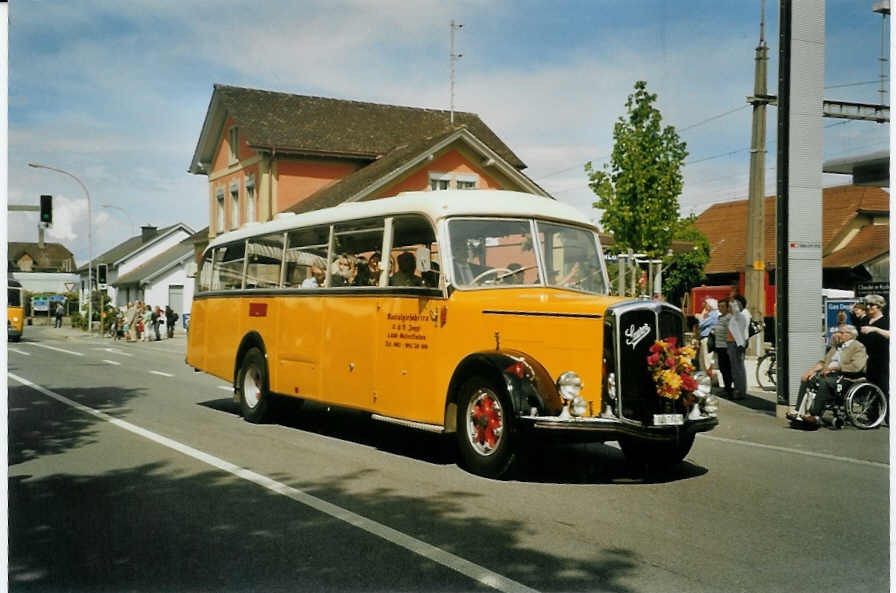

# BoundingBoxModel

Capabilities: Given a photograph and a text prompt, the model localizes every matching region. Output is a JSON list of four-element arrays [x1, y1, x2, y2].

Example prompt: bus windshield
[[8, 287, 22, 307], [447, 218, 607, 294]]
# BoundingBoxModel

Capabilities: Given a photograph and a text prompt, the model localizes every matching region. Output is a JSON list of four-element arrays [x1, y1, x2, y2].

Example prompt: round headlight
[[557, 371, 583, 401], [571, 396, 588, 417]]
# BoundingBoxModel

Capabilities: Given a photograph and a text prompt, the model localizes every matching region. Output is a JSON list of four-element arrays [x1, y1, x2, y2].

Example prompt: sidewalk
[[28, 318, 188, 348]]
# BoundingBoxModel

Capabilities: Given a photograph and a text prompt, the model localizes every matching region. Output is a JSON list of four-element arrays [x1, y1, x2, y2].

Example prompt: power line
[[678, 104, 750, 133], [824, 79, 887, 90]]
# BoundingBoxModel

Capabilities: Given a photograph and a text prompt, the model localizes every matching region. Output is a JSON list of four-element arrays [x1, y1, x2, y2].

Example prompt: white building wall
[[141, 260, 194, 316], [117, 230, 191, 276], [11, 272, 80, 293]]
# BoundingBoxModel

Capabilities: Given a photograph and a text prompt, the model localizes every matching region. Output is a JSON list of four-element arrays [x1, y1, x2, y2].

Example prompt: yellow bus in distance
[[8, 279, 24, 342], [187, 190, 718, 477]]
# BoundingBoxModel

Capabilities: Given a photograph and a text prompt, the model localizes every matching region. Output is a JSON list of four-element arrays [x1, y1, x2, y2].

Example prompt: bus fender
[[445, 350, 564, 431]]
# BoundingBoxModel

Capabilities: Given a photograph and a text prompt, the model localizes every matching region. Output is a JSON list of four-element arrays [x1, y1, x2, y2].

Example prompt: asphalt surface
[[6, 322, 891, 593]]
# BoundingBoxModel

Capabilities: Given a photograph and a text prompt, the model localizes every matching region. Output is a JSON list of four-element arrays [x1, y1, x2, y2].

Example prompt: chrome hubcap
[[243, 368, 262, 409]]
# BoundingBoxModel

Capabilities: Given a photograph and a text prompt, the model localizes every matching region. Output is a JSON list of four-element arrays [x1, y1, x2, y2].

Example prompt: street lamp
[[28, 163, 95, 334], [102, 204, 137, 235]]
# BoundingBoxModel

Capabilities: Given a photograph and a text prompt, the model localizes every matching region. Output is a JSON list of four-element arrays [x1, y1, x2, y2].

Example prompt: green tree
[[586, 80, 688, 256], [662, 215, 710, 306], [587, 80, 709, 306]]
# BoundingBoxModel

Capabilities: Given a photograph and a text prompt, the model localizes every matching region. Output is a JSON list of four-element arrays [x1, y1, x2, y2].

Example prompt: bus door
[[276, 225, 329, 401], [374, 215, 444, 424], [319, 218, 386, 410]]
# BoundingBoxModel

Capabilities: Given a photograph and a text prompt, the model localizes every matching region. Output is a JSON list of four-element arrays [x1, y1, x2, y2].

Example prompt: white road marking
[[93, 347, 133, 357], [217, 386, 232, 391], [29, 343, 84, 356], [149, 370, 173, 377], [698, 433, 888, 468], [7, 372, 538, 593], [9, 348, 30, 356], [102, 359, 121, 366]]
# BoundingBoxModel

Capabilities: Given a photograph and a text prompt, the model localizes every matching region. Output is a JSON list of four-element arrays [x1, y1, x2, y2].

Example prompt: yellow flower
[[661, 369, 682, 390]]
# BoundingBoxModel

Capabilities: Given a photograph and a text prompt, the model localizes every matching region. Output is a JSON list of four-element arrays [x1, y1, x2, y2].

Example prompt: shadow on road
[[199, 396, 708, 485], [9, 384, 145, 466], [9, 460, 646, 592]]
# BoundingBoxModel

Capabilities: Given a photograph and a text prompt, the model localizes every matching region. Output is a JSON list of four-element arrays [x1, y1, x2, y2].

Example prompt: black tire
[[237, 347, 272, 423], [619, 432, 695, 469], [755, 353, 776, 391], [456, 375, 516, 479], [846, 383, 887, 429]]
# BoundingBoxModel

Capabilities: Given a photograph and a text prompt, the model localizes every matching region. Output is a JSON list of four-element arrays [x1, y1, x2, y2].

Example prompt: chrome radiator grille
[[611, 302, 686, 424]]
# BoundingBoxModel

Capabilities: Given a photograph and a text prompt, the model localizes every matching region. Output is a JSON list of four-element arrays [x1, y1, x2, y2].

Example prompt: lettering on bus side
[[384, 312, 432, 351]]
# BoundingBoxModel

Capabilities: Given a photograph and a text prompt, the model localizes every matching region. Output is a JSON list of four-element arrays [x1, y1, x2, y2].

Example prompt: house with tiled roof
[[188, 85, 550, 247], [78, 223, 195, 314], [9, 242, 76, 273], [694, 185, 889, 291], [8, 241, 79, 293]]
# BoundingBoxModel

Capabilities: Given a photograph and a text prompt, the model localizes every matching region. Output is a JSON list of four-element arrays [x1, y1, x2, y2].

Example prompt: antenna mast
[[450, 20, 463, 126]]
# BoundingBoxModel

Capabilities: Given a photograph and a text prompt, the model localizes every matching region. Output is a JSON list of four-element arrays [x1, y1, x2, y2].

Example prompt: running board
[[371, 414, 445, 433]]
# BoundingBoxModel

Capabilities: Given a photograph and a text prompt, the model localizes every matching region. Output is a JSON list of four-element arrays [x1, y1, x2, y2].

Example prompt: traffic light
[[40, 195, 53, 225], [97, 264, 108, 285]]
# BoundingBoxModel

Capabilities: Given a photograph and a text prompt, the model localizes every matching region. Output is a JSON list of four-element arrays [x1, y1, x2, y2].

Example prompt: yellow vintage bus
[[187, 190, 718, 477], [8, 279, 25, 342]]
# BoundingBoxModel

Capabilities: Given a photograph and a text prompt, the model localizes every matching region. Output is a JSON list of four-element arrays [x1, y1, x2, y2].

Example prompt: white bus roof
[[208, 190, 596, 249]]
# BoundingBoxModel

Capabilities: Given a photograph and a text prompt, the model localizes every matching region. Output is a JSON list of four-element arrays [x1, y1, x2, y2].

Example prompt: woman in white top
[[726, 294, 751, 400]]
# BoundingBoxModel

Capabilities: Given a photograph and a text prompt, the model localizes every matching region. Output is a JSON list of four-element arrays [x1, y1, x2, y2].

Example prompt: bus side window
[[283, 226, 329, 289], [245, 232, 285, 289], [390, 215, 439, 288], [198, 249, 215, 292], [330, 217, 386, 288], [211, 243, 246, 291]]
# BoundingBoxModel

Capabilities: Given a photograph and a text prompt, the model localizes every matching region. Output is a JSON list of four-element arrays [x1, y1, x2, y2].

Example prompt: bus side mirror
[[185, 261, 198, 278], [415, 247, 431, 273]]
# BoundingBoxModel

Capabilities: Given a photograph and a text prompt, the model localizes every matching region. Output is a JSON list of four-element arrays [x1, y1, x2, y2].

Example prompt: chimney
[[141, 225, 158, 243]]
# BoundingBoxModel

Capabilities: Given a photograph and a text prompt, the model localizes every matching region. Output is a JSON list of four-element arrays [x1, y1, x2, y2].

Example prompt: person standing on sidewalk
[[695, 298, 719, 375], [165, 306, 177, 338], [726, 294, 751, 400], [125, 302, 137, 342], [858, 295, 889, 401], [711, 299, 734, 398], [54, 303, 64, 328]]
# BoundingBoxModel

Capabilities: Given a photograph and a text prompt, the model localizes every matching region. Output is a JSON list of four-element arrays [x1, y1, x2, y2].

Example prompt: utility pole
[[450, 20, 463, 126], [745, 0, 771, 355], [873, 1, 890, 105]]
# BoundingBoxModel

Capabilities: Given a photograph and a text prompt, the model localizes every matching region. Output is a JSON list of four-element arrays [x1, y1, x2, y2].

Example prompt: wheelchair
[[797, 374, 888, 430]]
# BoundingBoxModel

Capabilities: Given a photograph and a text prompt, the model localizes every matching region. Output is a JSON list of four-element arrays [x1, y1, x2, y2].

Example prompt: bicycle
[[755, 347, 776, 391]]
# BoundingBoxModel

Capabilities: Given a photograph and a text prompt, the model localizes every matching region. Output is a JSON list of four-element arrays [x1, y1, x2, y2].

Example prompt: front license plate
[[653, 413, 684, 426]]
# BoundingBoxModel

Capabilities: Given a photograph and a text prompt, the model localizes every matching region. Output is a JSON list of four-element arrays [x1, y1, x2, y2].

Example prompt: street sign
[[856, 281, 889, 301], [64, 282, 77, 292], [48, 295, 66, 302], [31, 296, 49, 312]]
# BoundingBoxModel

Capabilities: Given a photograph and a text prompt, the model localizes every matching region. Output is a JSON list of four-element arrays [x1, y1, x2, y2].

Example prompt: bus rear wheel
[[456, 376, 516, 479], [237, 347, 271, 423]]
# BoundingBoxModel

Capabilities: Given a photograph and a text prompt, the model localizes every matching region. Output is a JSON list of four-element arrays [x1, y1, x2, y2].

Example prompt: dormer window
[[228, 126, 239, 164]]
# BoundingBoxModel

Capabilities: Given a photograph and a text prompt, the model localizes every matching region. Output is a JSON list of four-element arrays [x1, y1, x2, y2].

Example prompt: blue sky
[[8, 0, 890, 264]]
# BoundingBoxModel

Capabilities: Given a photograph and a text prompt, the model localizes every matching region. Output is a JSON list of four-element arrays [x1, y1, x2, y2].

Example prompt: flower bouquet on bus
[[647, 337, 718, 420]]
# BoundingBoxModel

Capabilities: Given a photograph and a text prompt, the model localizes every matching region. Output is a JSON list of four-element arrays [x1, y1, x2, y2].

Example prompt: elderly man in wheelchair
[[786, 324, 887, 430]]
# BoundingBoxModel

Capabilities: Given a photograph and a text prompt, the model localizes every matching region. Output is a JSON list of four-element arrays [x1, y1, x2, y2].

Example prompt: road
[[7, 324, 890, 592]]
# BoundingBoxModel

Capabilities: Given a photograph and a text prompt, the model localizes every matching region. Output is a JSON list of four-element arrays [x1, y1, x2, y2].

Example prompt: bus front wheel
[[237, 347, 271, 423], [456, 376, 516, 479]]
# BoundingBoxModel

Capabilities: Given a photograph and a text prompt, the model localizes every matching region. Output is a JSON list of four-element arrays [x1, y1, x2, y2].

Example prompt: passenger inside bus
[[390, 252, 423, 286], [353, 252, 381, 287], [301, 265, 326, 288]]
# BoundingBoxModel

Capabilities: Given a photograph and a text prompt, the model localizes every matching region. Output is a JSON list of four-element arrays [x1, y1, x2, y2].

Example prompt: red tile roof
[[695, 185, 889, 274]]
